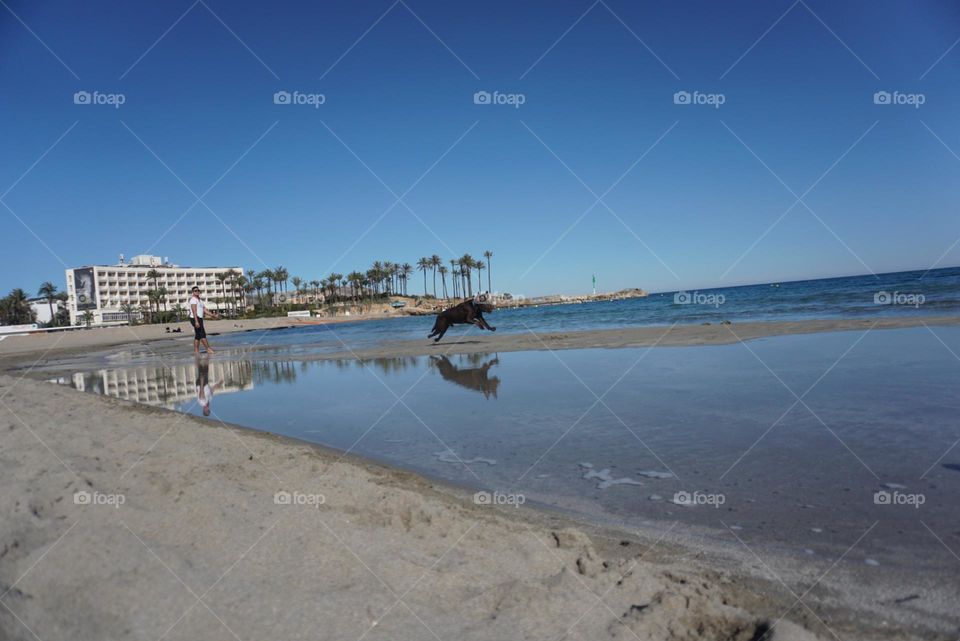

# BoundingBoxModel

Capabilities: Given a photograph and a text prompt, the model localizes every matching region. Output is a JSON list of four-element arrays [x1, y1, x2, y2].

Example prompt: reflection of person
[[195, 355, 221, 416], [188, 286, 217, 354]]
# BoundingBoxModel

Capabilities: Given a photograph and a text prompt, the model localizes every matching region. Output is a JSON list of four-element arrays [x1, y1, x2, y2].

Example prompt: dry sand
[[2, 374, 956, 640]]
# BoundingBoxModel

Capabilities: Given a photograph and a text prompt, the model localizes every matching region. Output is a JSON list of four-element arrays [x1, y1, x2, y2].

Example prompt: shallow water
[[44, 325, 960, 569], [176, 266, 960, 355]]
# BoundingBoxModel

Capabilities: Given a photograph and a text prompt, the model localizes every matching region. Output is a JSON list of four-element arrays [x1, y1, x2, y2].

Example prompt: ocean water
[[43, 324, 960, 569], [208, 266, 960, 354]]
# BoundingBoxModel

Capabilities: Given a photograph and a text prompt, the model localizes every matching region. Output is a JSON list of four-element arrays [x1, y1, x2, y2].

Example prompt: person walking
[[188, 286, 217, 354]]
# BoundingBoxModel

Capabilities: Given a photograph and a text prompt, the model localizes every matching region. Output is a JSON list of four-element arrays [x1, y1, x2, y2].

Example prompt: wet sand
[[2, 373, 956, 640]]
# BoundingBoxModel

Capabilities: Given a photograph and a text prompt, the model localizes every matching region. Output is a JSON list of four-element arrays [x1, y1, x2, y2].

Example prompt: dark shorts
[[192, 318, 206, 340]]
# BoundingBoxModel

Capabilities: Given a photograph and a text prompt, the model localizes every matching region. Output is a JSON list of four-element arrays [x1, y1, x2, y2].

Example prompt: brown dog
[[427, 297, 496, 342]]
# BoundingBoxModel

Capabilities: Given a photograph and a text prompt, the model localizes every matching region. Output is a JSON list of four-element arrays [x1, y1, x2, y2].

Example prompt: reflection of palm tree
[[430, 354, 500, 399]]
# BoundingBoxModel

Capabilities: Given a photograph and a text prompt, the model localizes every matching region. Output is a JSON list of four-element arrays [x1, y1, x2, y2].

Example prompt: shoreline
[[307, 315, 960, 361], [3, 314, 959, 370], [3, 373, 955, 640]]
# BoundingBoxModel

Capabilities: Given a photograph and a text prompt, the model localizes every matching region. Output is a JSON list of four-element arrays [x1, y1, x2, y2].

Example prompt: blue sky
[[2, 0, 959, 297]]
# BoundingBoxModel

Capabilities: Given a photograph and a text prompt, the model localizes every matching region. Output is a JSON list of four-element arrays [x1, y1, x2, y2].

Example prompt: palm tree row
[[417, 251, 494, 299], [263, 250, 494, 311]]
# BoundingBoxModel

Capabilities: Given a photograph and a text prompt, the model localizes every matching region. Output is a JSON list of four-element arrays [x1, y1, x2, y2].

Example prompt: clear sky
[[2, 0, 959, 297]]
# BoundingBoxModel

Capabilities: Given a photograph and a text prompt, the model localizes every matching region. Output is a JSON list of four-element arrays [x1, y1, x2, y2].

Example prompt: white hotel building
[[65, 254, 244, 326]]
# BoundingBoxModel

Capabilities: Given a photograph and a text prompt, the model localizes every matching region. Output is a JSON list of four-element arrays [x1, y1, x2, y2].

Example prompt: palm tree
[[401, 263, 413, 296], [146, 290, 161, 323], [146, 269, 161, 291], [158, 287, 169, 315], [438, 265, 448, 299], [450, 260, 459, 298], [475, 260, 485, 293], [258, 269, 274, 306], [417, 258, 430, 296], [330, 273, 343, 300], [274, 266, 289, 295], [215, 272, 228, 314], [291, 276, 303, 302], [460, 254, 474, 296], [235, 273, 248, 311], [226, 269, 241, 313], [483, 250, 493, 293], [1, 289, 33, 325], [37, 281, 58, 326], [430, 255, 441, 298], [120, 302, 138, 324], [348, 271, 365, 301], [145, 269, 161, 318]]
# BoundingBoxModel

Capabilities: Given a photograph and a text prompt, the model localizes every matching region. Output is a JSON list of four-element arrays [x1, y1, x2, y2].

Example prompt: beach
[[3, 372, 956, 641], [3, 317, 960, 640]]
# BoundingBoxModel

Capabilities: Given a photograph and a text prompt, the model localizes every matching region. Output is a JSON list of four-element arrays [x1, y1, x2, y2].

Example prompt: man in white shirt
[[188, 286, 217, 354]]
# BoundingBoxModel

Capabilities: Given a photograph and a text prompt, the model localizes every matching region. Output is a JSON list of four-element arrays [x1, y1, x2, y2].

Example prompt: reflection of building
[[63, 360, 253, 408], [65, 254, 243, 326]]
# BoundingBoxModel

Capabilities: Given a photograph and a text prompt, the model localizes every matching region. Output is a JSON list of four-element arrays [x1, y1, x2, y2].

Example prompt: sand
[[2, 373, 957, 640]]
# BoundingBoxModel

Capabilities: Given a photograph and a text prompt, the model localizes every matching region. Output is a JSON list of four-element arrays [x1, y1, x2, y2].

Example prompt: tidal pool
[[44, 326, 960, 570]]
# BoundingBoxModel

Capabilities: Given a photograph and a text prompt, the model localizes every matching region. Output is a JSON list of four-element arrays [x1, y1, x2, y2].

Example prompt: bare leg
[[202, 338, 214, 353]]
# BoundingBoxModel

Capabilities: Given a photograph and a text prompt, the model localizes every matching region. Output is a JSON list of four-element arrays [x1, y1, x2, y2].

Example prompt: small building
[[27, 297, 64, 325]]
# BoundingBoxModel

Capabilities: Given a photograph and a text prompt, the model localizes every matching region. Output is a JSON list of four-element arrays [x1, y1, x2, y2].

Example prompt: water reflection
[[50, 352, 507, 405], [429, 354, 500, 399], [251, 360, 301, 385], [52, 359, 254, 409]]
